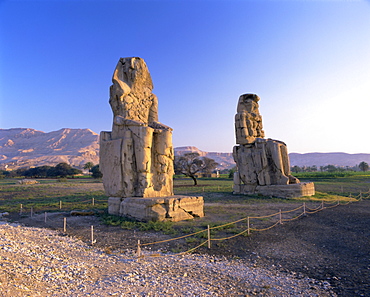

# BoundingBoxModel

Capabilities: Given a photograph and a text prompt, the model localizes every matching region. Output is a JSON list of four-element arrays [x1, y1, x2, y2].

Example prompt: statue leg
[[129, 125, 154, 197]]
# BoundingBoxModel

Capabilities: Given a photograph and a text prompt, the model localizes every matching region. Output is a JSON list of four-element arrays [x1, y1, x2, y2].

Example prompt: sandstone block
[[108, 196, 204, 222]]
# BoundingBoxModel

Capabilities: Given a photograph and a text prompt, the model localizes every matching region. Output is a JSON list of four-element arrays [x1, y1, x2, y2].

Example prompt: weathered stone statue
[[100, 57, 204, 221], [233, 93, 314, 198], [101, 57, 173, 198]]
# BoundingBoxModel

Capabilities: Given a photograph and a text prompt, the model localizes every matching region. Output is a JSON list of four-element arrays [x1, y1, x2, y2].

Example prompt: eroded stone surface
[[101, 57, 204, 221], [108, 196, 204, 222], [233, 93, 314, 198], [100, 57, 174, 199]]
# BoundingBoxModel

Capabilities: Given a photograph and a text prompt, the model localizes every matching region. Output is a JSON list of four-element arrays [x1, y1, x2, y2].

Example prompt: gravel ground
[[0, 221, 334, 297], [2, 199, 369, 296]]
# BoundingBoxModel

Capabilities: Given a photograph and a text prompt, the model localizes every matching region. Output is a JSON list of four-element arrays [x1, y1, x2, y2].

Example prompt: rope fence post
[[59, 200, 62, 210], [91, 226, 96, 245], [247, 217, 250, 235], [279, 209, 282, 224], [137, 240, 141, 258], [207, 225, 211, 249], [360, 191, 362, 200], [19, 204, 23, 215], [92, 197, 95, 206], [303, 202, 306, 216], [30, 207, 33, 217], [321, 201, 324, 210], [63, 217, 67, 233], [44, 212, 47, 223]]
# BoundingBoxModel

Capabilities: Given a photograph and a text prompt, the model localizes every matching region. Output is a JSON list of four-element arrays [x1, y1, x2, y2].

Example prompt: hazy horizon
[[2, 126, 370, 155]]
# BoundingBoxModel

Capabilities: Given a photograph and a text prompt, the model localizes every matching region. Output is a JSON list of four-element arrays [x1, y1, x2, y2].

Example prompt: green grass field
[[1, 171, 368, 214], [1, 173, 368, 252]]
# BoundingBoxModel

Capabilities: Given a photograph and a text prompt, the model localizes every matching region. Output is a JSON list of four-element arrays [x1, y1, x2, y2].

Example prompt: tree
[[228, 166, 237, 179], [174, 153, 218, 186], [83, 162, 95, 175], [359, 161, 369, 172], [24, 166, 52, 178], [91, 165, 103, 178], [48, 163, 82, 177]]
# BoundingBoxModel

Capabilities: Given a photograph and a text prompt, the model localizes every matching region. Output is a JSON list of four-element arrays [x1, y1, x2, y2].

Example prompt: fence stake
[[63, 217, 67, 233], [303, 202, 306, 216], [207, 225, 211, 249], [59, 200, 62, 210], [92, 197, 95, 206], [202, 187, 205, 193], [321, 201, 324, 210], [91, 226, 96, 245], [30, 207, 33, 217], [279, 209, 282, 224], [360, 191, 362, 200], [20, 204, 23, 215], [247, 217, 250, 235], [44, 212, 47, 223], [137, 240, 141, 258]]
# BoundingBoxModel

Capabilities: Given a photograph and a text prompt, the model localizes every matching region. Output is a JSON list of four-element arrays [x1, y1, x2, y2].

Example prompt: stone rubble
[[0, 222, 336, 296]]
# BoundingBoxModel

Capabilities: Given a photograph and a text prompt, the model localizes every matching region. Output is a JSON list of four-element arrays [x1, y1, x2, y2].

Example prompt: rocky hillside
[[0, 128, 99, 169]]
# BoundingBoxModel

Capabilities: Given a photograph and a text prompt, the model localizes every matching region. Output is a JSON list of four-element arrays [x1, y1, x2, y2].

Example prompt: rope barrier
[[211, 228, 250, 241], [281, 212, 306, 222], [280, 205, 304, 214], [251, 221, 281, 232], [305, 204, 322, 211], [8, 187, 368, 260], [140, 229, 207, 246]]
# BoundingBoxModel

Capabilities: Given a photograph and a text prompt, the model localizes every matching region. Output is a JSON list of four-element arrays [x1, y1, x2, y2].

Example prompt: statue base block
[[108, 195, 204, 222], [233, 182, 315, 198]]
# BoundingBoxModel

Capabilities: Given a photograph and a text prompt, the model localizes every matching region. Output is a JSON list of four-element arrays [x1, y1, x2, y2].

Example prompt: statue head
[[118, 57, 153, 93], [237, 93, 260, 114]]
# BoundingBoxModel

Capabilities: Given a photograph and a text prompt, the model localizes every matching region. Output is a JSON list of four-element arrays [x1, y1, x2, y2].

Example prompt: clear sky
[[1, 0, 370, 154]]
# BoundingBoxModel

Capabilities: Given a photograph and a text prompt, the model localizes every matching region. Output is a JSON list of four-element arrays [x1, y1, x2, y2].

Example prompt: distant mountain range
[[0, 128, 99, 169], [1, 128, 369, 170], [289, 152, 370, 167]]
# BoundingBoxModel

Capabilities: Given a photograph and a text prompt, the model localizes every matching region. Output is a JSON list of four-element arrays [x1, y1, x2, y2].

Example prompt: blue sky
[[1, 0, 370, 154]]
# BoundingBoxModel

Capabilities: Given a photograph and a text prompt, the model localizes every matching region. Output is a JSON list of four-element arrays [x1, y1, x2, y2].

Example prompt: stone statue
[[100, 57, 204, 221], [235, 94, 264, 144], [233, 93, 314, 198], [100, 57, 174, 198]]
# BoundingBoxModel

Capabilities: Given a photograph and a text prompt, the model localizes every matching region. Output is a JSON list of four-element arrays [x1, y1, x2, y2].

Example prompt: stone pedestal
[[108, 196, 204, 222], [234, 182, 315, 198]]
